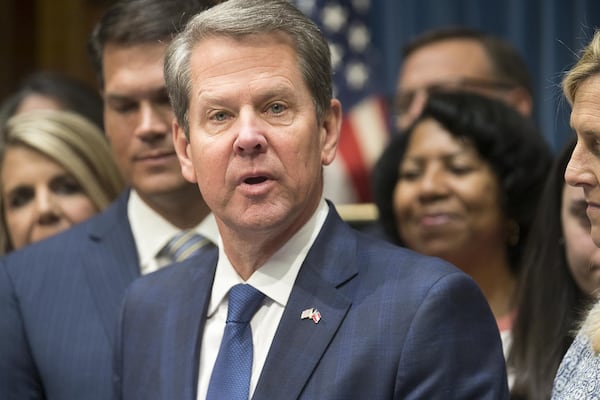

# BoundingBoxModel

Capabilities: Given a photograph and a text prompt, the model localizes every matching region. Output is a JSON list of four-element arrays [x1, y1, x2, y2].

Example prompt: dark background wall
[[370, 0, 600, 152], [0, 0, 112, 101]]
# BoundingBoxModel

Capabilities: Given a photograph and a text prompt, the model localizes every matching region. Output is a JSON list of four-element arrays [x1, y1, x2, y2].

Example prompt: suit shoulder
[[355, 231, 462, 277], [3, 221, 91, 264], [1, 202, 130, 276], [126, 249, 218, 297]]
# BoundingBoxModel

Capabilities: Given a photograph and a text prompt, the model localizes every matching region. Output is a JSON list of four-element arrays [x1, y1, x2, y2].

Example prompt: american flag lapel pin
[[301, 308, 321, 324]]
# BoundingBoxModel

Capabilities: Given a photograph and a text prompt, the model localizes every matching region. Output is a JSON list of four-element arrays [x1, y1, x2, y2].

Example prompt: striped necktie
[[161, 230, 212, 263]]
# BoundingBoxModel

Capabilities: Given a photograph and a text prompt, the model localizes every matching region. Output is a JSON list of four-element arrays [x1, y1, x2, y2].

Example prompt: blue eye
[[270, 103, 286, 114], [212, 111, 229, 121]]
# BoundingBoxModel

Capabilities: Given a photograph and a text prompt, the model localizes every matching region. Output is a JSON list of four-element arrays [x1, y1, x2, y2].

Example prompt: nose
[[565, 140, 597, 188], [233, 111, 268, 156], [35, 190, 61, 225], [417, 165, 448, 201], [134, 102, 170, 141]]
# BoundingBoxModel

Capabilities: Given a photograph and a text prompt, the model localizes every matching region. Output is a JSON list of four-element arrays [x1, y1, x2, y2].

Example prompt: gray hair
[[164, 0, 333, 136]]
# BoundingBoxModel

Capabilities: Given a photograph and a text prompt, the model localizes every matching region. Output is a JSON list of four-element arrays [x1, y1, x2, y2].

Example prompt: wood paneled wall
[[0, 0, 113, 100]]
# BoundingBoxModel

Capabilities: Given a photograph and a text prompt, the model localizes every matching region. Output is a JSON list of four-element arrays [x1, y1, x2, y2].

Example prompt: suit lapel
[[82, 191, 140, 343], [158, 248, 218, 400], [253, 207, 358, 399]]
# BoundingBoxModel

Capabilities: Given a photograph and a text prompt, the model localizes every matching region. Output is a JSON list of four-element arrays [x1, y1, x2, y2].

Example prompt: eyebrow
[[105, 86, 168, 102], [197, 83, 297, 105]]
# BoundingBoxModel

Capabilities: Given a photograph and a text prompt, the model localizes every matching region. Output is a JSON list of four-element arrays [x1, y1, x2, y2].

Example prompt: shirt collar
[[209, 199, 330, 316], [128, 189, 220, 267]]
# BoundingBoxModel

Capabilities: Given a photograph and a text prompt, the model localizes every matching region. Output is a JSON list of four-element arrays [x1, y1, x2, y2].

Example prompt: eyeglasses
[[394, 77, 516, 116]]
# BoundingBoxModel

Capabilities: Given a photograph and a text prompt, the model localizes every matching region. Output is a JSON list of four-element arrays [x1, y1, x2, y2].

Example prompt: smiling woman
[[372, 90, 553, 357], [0, 109, 124, 254]]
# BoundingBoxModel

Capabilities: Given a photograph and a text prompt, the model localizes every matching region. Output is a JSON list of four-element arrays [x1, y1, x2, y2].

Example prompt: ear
[[172, 119, 197, 183], [320, 99, 342, 166]]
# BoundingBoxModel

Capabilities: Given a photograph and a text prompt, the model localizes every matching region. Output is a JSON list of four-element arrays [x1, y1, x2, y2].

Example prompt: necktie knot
[[227, 284, 265, 323], [161, 230, 211, 263]]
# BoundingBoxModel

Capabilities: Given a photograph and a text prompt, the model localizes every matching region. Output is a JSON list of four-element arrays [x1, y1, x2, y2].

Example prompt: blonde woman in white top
[[553, 29, 600, 399]]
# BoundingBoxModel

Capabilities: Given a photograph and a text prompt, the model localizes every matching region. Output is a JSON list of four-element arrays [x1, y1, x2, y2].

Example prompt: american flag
[[293, 0, 390, 204], [301, 307, 322, 324]]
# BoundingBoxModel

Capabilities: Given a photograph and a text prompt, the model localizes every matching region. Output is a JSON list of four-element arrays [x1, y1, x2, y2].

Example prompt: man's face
[[174, 34, 340, 240], [102, 42, 190, 201], [395, 38, 515, 131]]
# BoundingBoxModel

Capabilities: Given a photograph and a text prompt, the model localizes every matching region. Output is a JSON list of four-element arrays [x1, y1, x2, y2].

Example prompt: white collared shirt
[[127, 190, 220, 275], [196, 199, 330, 400]]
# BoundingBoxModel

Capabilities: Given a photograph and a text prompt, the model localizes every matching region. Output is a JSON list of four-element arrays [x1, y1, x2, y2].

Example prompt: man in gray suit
[[0, 1, 216, 399]]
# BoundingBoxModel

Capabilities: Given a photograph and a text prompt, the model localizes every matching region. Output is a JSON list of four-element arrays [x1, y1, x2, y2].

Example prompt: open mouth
[[244, 176, 268, 185]]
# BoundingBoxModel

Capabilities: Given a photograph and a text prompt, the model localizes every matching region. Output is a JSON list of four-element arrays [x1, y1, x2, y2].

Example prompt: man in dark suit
[[113, 0, 510, 399], [0, 1, 216, 399]]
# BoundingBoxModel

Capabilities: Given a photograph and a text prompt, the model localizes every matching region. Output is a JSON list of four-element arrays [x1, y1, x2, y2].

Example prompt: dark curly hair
[[372, 91, 552, 273]]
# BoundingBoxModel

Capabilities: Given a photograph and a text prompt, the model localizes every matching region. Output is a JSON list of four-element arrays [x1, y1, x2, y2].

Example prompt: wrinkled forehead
[[187, 33, 303, 88]]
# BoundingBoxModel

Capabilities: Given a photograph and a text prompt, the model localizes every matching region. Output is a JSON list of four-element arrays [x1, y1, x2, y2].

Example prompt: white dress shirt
[[196, 199, 329, 400], [127, 190, 220, 275]]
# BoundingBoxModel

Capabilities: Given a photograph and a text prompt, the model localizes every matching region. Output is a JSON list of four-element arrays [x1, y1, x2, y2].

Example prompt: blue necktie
[[206, 284, 265, 400], [161, 230, 212, 263]]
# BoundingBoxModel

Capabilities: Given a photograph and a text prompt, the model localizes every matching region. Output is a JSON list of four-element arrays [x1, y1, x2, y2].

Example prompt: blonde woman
[[552, 29, 600, 398], [0, 109, 124, 254]]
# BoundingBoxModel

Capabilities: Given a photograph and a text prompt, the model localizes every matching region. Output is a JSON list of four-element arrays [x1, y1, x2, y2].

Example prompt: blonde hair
[[0, 109, 124, 253], [581, 301, 600, 353], [562, 30, 600, 106]]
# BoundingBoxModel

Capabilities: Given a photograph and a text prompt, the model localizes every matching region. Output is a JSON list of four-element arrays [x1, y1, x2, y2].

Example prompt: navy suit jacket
[[0, 191, 140, 400], [115, 206, 509, 399]]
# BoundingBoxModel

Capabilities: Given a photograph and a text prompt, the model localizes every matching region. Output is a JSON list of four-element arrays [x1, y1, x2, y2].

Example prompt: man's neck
[[217, 199, 327, 281], [137, 186, 210, 229]]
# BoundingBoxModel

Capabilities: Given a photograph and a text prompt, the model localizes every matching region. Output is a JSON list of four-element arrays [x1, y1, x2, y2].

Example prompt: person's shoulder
[[126, 248, 219, 295], [354, 229, 461, 278], [348, 229, 485, 303], [2, 196, 129, 272], [4, 220, 90, 261], [553, 333, 600, 399]]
